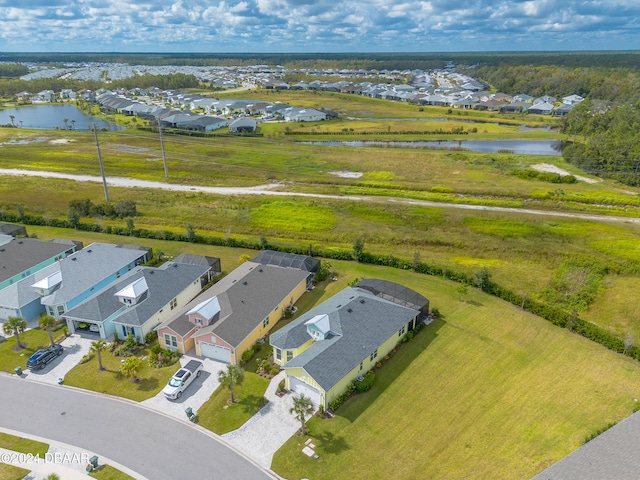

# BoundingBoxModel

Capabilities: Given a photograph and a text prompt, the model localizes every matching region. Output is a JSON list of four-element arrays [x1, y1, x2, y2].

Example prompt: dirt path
[[1, 168, 638, 225]]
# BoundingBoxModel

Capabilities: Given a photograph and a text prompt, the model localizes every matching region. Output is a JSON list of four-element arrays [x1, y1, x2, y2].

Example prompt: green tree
[[38, 314, 57, 347], [290, 393, 315, 436], [67, 206, 80, 228], [3, 316, 27, 349], [121, 356, 143, 383], [91, 339, 107, 371], [126, 217, 135, 235], [457, 284, 469, 302], [352, 236, 365, 262], [9, 115, 15, 127], [185, 224, 196, 242], [474, 267, 491, 291], [218, 364, 244, 404]]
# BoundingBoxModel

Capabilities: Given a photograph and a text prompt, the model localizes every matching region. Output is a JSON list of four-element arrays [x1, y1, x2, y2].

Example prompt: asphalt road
[[0, 374, 276, 480]]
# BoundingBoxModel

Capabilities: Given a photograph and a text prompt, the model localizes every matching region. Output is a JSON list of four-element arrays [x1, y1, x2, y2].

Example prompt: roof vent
[[87, 249, 92, 253], [243, 281, 248, 285], [360, 299, 365, 304], [347, 308, 353, 313], [72, 257, 77, 261]]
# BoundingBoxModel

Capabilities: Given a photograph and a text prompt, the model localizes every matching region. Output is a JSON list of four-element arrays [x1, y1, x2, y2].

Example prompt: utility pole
[[159, 125, 168, 178], [93, 124, 110, 202]]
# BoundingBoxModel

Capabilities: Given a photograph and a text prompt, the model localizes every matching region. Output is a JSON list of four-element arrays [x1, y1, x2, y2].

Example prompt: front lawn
[[197, 372, 270, 434], [0, 329, 65, 374], [0, 464, 30, 480], [63, 345, 178, 402], [0, 433, 48, 456], [89, 464, 136, 480]]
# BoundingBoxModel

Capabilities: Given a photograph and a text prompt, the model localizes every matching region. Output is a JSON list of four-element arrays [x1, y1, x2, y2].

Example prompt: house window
[[164, 333, 178, 348], [195, 318, 202, 326], [398, 326, 406, 337], [369, 349, 378, 362], [56, 305, 65, 317], [359, 362, 363, 371], [116, 271, 120, 278], [286, 350, 293, 362], [276, 349, 282, 361], [263, 317, 269, 328], [170, 298, 177, 310]]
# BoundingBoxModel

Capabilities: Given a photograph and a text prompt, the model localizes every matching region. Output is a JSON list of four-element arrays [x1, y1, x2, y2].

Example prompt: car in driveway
[[26, 344, 63, 370], [162, 360, 203, 400]]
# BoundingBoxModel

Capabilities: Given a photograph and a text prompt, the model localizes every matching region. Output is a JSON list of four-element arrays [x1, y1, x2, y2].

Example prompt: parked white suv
[[162, 360, 203, 400]]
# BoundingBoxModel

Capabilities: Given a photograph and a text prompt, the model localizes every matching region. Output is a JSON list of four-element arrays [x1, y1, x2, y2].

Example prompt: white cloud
[[0, 0, 637, 51]]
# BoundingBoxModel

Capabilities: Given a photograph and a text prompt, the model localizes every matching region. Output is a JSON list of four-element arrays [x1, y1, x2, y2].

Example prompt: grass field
[[89, 464, 136, 480], [0, 329, 66, 374], [270, 262, 640, 480], [63, 344, 178, 402], [197, 372, 270, 434]]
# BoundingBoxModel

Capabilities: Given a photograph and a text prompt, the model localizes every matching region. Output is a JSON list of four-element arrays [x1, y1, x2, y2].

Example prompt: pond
[[0, 104, 124, 131], [298, 139, 562, 156]]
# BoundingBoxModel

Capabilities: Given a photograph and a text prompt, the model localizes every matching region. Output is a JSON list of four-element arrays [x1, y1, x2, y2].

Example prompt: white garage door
[[199, 342, 231, 363], [289, 376, 321, 405]]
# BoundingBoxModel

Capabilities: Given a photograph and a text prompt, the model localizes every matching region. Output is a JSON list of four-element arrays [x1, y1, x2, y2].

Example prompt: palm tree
[[63, 118, 68, 130], [3, 316, 27, 349], [70, 119, 76, 130], [218, 364, 244, 403], [91, 339, 107, 371], [38, 315, 57, 346], [290, 393, 315, 436], [121, 356, 143, 383], [9, 115, 15, 127]]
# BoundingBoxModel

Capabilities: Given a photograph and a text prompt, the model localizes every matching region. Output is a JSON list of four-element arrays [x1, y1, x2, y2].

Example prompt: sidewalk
[[0, 445, 92, 480]]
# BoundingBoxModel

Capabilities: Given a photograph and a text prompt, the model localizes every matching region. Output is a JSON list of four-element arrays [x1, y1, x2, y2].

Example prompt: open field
[[270, 262, 640, 480], [3, 88, 640, 479]]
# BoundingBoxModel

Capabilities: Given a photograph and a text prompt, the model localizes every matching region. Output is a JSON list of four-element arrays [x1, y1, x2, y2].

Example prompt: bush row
[[4, 209, 637, 362], [510, 169, 578, 184], [284, 129, 470, 136]]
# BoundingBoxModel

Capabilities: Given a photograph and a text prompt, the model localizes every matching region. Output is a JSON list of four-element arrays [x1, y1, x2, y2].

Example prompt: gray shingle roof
[[39, 243, 150, 306], [531, 410, 640, 480], [271, 285, 419, 391], [0, 237, 75, 283], [163, 261, 311, 348], [63, 262, 209, 328]]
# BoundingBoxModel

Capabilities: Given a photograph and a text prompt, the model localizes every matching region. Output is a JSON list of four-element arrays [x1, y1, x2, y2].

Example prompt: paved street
[[0, 374, 276, 480]]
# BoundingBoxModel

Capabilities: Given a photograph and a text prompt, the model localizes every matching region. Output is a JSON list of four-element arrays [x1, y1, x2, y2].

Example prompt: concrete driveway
[[223, 371, 310, 469], [18, 334, 93, 385], [141, 356, 227, 419]]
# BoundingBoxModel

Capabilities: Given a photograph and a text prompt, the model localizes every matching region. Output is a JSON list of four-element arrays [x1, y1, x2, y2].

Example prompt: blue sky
[[1, 0, 638, 53]]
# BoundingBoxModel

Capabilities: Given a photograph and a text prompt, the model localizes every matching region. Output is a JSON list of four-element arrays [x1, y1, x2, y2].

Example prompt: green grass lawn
[[0, 329, 66, 374], [271, 265, 640, 480], [63, 345, 178, 402], [0, 464, 30, 480], [0, 433, 48, 456], [197, 372, 270, 434], [0, 433, 48, 480], [89, 464, 136, 480]]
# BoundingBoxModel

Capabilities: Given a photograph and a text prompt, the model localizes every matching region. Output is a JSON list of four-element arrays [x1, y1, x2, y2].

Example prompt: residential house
[[33, 243, 152, 321], [528, 102, 555, 115], [562, 94, 584, 106], [283, 107, 327, 122], [533, 95, 556, 105], [270, 279, 429, 410], [156, 252, 317, 363], [229, 117, 257, 133], [0, 236, 81, 322], [62, 259, 213, 341], [185, 116, 228, 133]]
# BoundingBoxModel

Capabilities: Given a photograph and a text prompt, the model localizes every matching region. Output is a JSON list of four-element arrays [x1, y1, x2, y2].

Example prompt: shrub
[[241, 348, 255, 364], [270, 367, 280, 376], [79, 352, 95, 364], [353, 371, 375, 392]]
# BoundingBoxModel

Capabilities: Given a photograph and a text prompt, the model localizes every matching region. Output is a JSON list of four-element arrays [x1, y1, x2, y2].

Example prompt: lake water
[[298, 139, 562, 156], [0, 104, 124, 131]]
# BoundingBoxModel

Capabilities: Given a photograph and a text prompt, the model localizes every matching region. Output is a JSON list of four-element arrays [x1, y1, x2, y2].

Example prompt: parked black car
[[26, 344, 63, 370]]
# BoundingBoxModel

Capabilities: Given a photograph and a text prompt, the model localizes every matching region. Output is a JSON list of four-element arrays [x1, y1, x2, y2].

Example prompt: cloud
[[0, 0, 637, 52]]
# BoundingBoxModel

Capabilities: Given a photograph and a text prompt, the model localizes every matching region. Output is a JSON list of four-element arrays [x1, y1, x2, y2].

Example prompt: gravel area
[[141, 356, 227, 420]]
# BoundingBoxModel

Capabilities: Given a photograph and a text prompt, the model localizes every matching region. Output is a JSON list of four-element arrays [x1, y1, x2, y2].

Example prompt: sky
[[0, 0, 639, 53]]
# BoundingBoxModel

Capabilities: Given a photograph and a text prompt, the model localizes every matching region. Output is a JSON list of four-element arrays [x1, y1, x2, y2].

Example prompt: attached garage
[[289, 376, 322, 405], [199, 342, 231, 363]]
